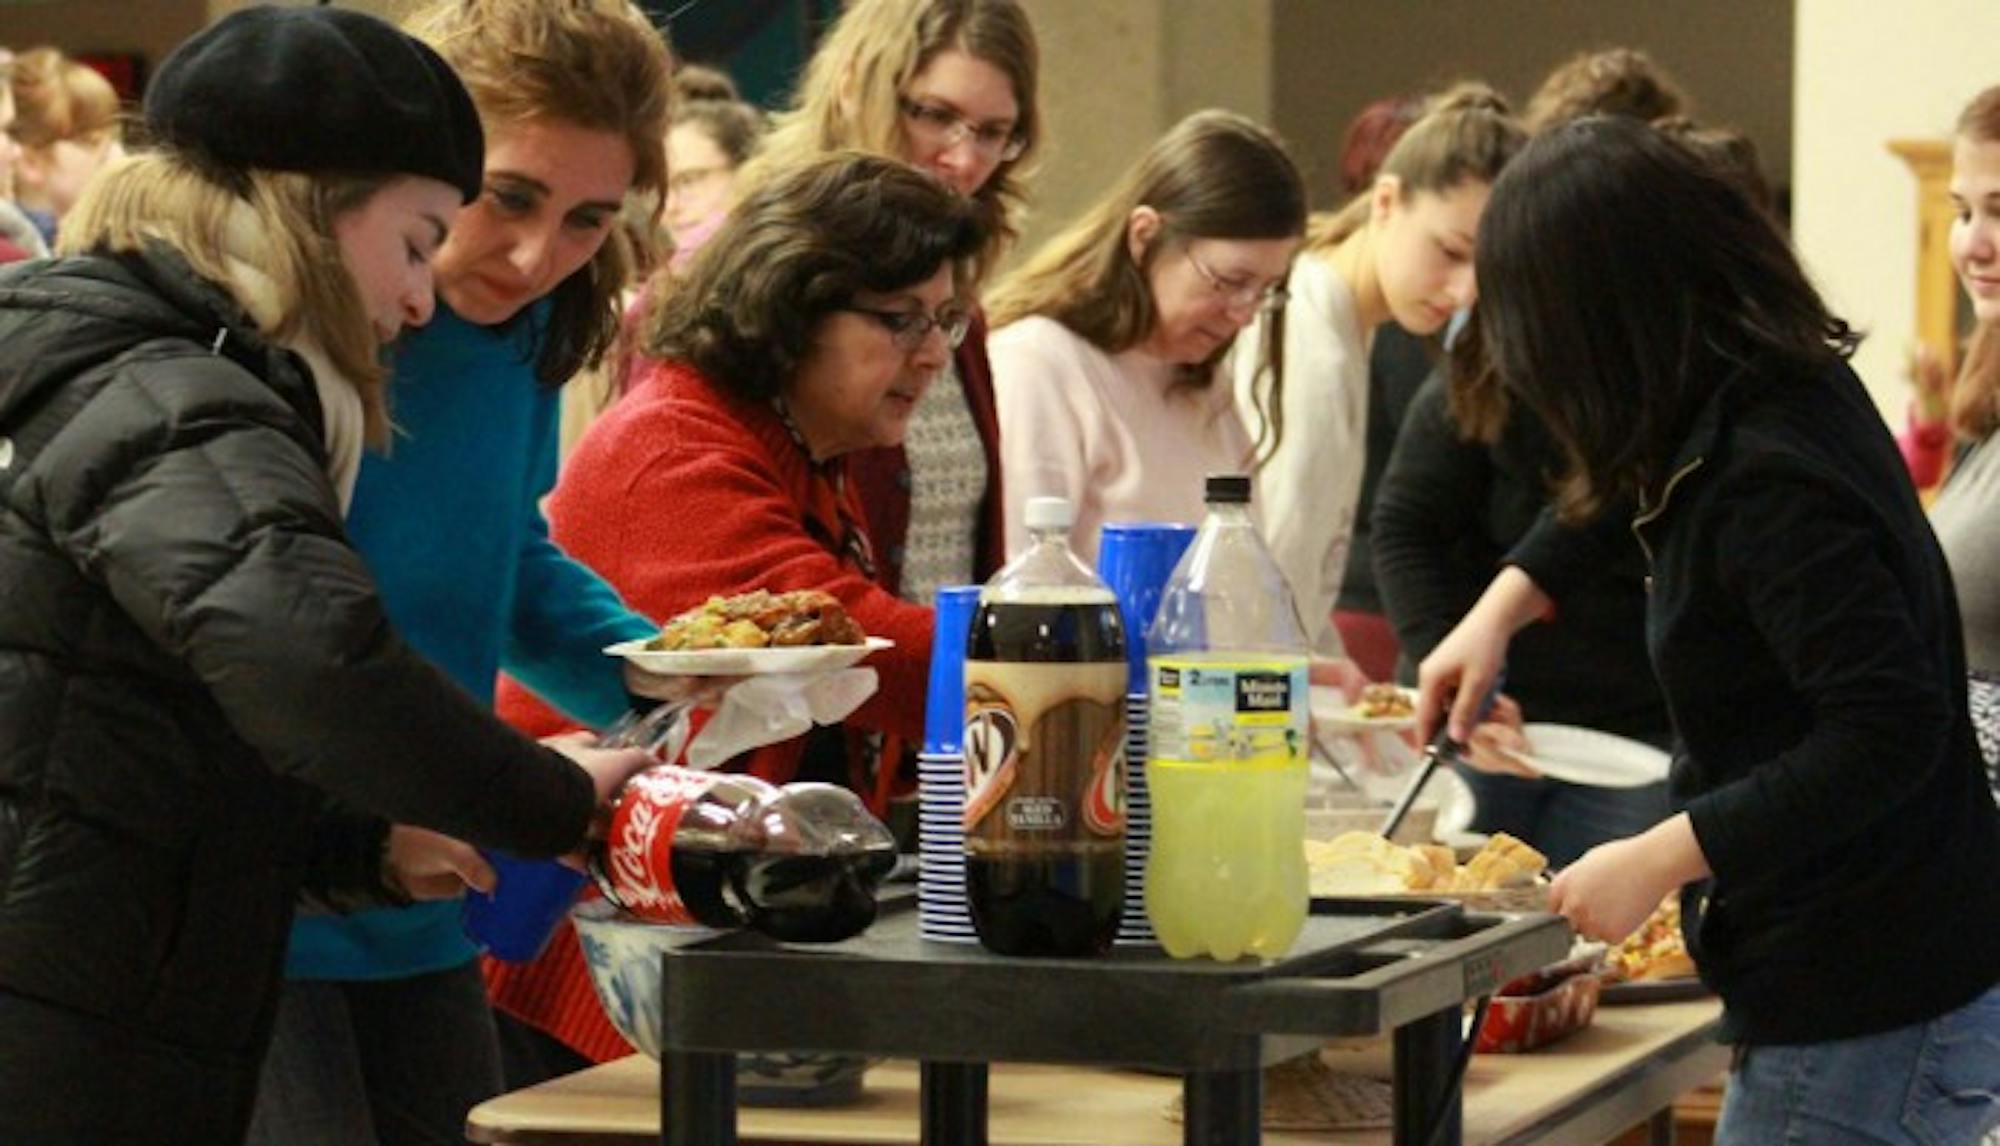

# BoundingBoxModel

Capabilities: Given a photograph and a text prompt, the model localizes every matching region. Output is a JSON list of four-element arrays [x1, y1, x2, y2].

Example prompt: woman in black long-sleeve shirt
[[1418, 116, 1999, 1146], [1373, 364, 1669, 865]]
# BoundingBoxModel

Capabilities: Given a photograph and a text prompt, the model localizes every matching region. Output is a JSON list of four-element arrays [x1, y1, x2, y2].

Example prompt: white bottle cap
[[1023, 496, 1074, 531]]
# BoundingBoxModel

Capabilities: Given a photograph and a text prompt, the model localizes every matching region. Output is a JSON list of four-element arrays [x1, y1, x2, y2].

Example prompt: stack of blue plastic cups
[[1095, 523, 1197, 946], [917, 585, 982, 943]]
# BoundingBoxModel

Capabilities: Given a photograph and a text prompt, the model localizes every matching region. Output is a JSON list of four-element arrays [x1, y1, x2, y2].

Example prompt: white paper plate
[[1311, 684, 1418, 733], [1500, 724, 1671, 789], [606, 636, 893, 676]]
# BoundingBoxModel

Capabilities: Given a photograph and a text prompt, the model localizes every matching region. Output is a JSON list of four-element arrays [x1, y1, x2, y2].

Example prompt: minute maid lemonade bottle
[[1145, 474, 1310, 960]]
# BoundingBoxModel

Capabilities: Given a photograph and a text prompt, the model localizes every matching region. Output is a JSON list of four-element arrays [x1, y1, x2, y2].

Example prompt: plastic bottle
[[590, 766, 898, 942], [963, 495, 1128, 956], [1145, 474, 1311, 960]]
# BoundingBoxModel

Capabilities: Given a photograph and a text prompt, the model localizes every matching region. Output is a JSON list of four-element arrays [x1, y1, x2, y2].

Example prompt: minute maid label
[[1148, 657, 1308, 767]]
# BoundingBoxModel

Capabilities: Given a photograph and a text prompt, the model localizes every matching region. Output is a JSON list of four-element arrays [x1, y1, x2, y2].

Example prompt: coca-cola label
[[600, 766, 720, 924], [962, 661, 1126, 856]]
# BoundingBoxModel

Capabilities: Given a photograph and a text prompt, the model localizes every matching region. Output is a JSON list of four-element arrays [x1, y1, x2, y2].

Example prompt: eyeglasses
[[843, 304, 972, 352], [897, 97, 1025, 162], [1185, 247, 1288, 313]]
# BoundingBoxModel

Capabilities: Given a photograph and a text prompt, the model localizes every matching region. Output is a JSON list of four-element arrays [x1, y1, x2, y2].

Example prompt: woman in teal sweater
[[246, 3, 671, 1144]]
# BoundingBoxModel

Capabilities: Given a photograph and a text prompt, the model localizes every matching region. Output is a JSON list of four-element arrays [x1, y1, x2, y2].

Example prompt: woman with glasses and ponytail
[[986, 109, 1306, 563]]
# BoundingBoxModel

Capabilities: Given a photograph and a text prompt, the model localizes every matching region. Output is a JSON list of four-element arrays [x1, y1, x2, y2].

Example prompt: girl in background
[[986, 109, 1304, 563], [1921, 83, 2000, 805], [1234, 84, 1522, 657], [8, 46, 123, 247], [662, 64, 763, 273]]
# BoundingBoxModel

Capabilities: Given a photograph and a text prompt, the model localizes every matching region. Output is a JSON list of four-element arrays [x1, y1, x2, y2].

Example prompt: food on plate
[[645, 589, 866, 651], [1304, 831, 1547, 896], [1604, 894, 1696, 982], [1352, 682, 1415, 721]]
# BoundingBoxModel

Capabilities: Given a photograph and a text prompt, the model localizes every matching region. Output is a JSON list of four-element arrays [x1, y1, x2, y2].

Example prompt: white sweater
[[1229, 254, 1368, 656], [990, 315, 1252, 564]]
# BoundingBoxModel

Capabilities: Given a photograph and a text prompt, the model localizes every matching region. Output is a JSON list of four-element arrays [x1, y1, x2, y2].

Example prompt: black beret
[[145, 5, 484, 202]]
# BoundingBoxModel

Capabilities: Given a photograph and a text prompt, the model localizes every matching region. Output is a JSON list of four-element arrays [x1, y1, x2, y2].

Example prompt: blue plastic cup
[[462, 850, 590, 963], [1096, 523, 1197, 694], [923, 585, 982, 755]]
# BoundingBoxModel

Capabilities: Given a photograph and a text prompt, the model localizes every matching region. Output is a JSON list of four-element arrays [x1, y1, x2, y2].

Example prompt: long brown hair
[[404, 0, 672, 385], [738, 0, 1038, 289], [1952, 85, 2000, 440], [986, 109, 1305, 389]]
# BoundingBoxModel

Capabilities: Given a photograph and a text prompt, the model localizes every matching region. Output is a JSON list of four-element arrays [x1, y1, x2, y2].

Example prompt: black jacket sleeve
[[1372, 375, 1493, 668], [18, 357, 596, 859]]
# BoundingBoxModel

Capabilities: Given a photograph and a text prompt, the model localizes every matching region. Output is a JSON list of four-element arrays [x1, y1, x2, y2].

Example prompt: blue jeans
[[245, 961, 505, 1146], [1454, 765, 1670, 867], [1717, 983, 2000, 1146]]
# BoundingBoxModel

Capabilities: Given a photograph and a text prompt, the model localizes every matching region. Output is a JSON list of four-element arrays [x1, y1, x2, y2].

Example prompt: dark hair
[[1525, 47, 1687, 134], [644, 150, 984, 401], [674, 94, 765, 169], [1338, 95, 1423, 196], [1475, 116, 1858, 523], [1652, 115, 1772, 214], [673, 62, 739, 104]]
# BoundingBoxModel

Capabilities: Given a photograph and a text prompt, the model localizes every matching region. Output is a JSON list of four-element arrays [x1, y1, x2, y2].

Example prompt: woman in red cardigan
[[488, 151, 986, 1069]]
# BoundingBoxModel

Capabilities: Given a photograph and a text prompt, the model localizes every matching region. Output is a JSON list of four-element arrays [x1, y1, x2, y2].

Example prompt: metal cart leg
[[662, 1049, 736, 1146], [1182, 1065, 1262, 1146], [920, 1060, 989, 1146], [1648, 1107, 1676, 1145], [1393, 1006, 1463, 1146]]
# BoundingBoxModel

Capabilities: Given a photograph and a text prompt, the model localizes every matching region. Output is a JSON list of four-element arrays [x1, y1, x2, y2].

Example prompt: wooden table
[[467, 998, 1726, 1146]]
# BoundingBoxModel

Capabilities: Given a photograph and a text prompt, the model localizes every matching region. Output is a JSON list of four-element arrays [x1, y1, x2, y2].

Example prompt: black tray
[[654, 892, 1568, 1072]]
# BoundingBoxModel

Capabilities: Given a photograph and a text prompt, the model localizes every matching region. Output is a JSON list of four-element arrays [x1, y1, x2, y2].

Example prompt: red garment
[[495, 358, 932, 768], [0, 238, 31, 265], [488, 359, 934, 1063], [846, 307, 1007, 592], [1897, 400, 1952, 490]]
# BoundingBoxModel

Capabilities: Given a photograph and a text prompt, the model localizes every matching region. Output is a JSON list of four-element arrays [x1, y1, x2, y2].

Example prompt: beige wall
[[0, 1, 205, 84], [1014, 0, 1273, 263], [1270, 0, 1793, 211], [1792, 0, 2000, 417]]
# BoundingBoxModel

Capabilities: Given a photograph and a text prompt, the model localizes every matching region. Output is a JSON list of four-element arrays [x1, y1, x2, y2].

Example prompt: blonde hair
[[10, 47, 121, 150], [737, 0, 1039, 287], [1954, 85, 2000, 441], [986, 109, 1304, 396], [1308, 83, 1523, 251], [60, 152, 393, 446], [404, 0, 672, 383]]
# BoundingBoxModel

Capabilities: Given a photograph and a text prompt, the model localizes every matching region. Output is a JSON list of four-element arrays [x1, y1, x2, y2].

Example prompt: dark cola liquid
[[965, 597, 1125, 665], [964, 593, 1127, 957], [671, 847, 897, 943], [967, 849, 1124, 957]]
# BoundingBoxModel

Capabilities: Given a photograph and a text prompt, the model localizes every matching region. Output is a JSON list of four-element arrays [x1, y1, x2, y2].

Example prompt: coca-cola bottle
[[590, 766, 898, 942]]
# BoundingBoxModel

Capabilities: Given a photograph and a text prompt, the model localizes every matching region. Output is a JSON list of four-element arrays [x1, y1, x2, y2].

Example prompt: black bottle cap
[[1205, 473, 1252, 504]]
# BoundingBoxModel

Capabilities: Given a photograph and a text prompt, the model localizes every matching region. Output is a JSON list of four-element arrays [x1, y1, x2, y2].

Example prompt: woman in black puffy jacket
[[0, 10, 651, 1143]]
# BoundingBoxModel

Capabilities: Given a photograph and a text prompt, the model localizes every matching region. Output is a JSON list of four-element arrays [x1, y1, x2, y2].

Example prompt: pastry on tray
[[1165, 1053, 1390, 1131]]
